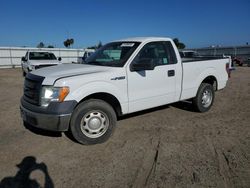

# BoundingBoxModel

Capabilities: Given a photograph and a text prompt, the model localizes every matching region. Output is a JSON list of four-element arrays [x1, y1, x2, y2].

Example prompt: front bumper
[[20, 98, 77, 131]]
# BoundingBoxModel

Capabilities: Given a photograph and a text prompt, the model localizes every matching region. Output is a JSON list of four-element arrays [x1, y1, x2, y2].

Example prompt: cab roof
[[114, 37, 172, 43]]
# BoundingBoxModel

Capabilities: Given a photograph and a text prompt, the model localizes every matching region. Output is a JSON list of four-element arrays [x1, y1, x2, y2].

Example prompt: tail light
[[226, 63, 231, 78]]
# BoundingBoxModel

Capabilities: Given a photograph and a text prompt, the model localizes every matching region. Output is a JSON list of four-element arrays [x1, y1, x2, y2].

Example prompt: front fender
[[63, 81, 128, 114]]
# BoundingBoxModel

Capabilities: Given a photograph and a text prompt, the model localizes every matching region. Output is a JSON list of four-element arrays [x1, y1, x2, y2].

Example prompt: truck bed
[[180, 57, 230, 101], [181, 56, 228, 63]]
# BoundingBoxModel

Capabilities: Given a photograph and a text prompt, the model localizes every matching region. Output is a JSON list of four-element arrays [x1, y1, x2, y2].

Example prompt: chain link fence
[[191, 45, 250, 63]]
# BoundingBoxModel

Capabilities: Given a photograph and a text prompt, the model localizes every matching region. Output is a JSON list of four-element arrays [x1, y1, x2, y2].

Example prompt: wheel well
[[202, 76, 217, 91], [79, 93, 122, 117]]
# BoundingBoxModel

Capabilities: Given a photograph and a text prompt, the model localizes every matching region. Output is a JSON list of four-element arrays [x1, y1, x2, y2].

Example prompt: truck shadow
[[170, 101, 196, 112], [118, 104, 170, 120], [0, 156, 54, 188], [119, 100, 196, 121], [23, 122, 62, 137], [22, 101, 196, 143], [23, 122, 79, 144]]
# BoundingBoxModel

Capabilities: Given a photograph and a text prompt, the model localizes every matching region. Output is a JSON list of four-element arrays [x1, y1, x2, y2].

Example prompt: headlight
[[30, 65, 36, 70], [41, 86, 70, 107]]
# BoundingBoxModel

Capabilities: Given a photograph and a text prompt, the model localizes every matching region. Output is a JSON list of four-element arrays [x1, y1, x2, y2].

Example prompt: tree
[[173, 38, 186, 49], [63, 38, 74, 48], [64, 40, 69, 48], [69, 38, 74, 46], [87, 46, 97, 49], [37, 42, 45, 48], [87, 41, 103, 50], [97, 41, 102, 49]]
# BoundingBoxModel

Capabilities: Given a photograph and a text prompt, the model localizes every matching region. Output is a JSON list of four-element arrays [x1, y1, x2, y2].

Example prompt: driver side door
[[127, 41, 177, 113]]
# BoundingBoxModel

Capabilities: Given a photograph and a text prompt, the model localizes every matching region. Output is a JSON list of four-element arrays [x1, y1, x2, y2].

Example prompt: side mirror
[[21, 57, 26, 61], [130, 59, 155, 72], [58, 57, 62, 61]]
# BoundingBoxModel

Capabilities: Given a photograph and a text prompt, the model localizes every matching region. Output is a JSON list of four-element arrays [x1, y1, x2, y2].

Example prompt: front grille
[[23, 73, 45, 105], [35, 64, 57, 69]]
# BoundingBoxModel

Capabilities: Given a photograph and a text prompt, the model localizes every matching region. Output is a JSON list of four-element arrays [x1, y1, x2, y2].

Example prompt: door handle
[[168, 70, 175, 77]]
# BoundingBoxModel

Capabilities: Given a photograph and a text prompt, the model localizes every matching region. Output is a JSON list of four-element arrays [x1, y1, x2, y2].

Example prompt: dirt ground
[[0, 67, 249, 188]]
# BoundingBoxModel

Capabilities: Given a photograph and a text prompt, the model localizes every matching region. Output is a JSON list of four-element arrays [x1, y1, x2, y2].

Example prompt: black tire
[[192, 83, 214, 112], [22, 67, 26, 77], [70, 99, 116, 145]]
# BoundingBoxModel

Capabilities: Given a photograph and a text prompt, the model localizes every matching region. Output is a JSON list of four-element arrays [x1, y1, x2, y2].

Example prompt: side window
[[164, 41, 177, 64], [133, 42, 173, 67]]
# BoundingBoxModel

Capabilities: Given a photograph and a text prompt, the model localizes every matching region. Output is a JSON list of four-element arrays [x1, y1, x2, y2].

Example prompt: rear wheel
[[70, 99, 116, 145], [192, 83, 214, 112]]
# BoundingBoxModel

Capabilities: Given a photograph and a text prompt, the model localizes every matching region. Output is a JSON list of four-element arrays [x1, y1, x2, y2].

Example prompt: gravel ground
[[0, 67, 249, 188]]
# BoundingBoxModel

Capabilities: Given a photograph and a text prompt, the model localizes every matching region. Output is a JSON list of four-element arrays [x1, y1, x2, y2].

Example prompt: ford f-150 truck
[[21, 51, 62, 76], [20, 37, 230, 144]]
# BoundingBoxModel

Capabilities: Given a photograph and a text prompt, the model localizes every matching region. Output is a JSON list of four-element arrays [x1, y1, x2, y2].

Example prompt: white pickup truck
[[20, 37, 230, 144], [21, 51, 62, 76], [76, 49, 95, 64]]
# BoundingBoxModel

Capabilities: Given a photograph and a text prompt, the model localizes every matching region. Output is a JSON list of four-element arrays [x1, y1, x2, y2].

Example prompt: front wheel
[[22, 70, 26, 77], [192, 83, 215, 112], [70, 99, 117, 145], [21, 66, 26, 77]]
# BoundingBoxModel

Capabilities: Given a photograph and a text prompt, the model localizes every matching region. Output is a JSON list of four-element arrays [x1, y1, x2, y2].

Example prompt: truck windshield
[[84, 42, 140, 67], [29, 52, 57, 60]]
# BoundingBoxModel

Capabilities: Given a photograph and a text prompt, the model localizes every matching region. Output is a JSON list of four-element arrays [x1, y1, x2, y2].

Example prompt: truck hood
[[31, 63, 112, 85]]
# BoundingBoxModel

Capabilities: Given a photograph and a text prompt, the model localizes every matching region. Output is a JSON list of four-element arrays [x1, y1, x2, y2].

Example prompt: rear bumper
[[20, 98, 77, 131]]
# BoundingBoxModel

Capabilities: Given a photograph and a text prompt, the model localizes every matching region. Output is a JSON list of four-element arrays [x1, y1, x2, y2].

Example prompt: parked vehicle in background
[[21, 51, 62, 76], [232, 57, 243, 66], [179, 50, 202, 62], [77, 49, 95, 63], [20, 37, 231, 145], [179, 50, 200, 58]]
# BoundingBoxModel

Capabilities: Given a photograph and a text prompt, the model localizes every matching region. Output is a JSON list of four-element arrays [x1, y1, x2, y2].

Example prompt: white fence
[[191, 45, 250, 62], [0, 47, 86, 68]]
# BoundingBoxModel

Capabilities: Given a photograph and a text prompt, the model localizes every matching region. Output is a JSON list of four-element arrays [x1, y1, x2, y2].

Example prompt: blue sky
[[0, 0, 249, 48]]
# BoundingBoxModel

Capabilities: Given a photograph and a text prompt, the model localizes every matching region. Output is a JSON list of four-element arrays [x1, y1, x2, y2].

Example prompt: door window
[[132, 41, 175, 67], [164, 41, 177, 64]]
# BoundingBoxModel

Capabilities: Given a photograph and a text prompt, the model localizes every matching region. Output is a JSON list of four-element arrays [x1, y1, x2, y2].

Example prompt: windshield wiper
[[85, 60, 121, 67], [85, 61, 100, 65]]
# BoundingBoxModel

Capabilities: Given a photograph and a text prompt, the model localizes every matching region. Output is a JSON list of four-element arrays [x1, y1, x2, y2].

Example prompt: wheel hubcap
[[80, 111, 109, 138], [89, 117, 101, 130], [201, 90, 212, 108]]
